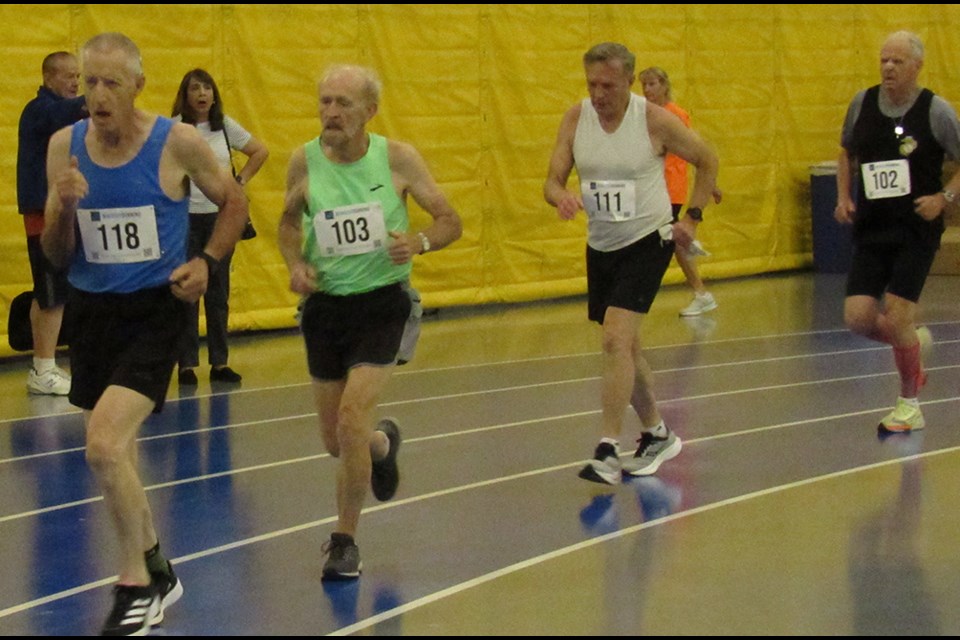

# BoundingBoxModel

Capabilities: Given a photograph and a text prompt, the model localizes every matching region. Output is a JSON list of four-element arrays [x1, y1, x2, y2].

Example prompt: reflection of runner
[[577, 474, 684, 634], [848, 457, 938, 635], [579, 493, 619, 534], [631, 476, 683, 522], [10, 418, 91, 633], [578, 476, 684, 535]]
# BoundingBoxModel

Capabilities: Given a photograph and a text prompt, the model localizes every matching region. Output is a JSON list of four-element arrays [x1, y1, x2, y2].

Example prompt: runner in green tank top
[[278, 63, 462, 581]]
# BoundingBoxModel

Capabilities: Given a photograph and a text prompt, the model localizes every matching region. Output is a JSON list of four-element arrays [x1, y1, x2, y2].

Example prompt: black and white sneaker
[[100, 584, 161, 636], [578, 442, 622, 485], [322, 533, 362, 581], [371, 418, 402, 501], [150, 560, 184, 624]]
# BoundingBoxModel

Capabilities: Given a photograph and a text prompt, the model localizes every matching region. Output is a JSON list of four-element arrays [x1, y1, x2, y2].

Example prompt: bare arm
[[41, 126, 85, 268], [649, 103, 719, 211], [543, 104, 584, 220], [387, 140, 463, 264], [177, 124, 248, 259], [835, 147, 855, 224], [277, 147, 317, 294], [648, 102, 719, 247], [235, 135, 269, 186], [914, 159, 960, 221], [167, 123, 248, 301]]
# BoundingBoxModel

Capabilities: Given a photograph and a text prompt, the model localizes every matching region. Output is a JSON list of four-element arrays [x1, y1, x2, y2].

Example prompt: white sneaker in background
[[679, 292, 718, 317]]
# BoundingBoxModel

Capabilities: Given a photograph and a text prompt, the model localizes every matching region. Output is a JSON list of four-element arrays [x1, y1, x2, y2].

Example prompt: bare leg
[[675, 247, 707, 296], [84, 386, 157, 586], [314, 365, 394, 538], [600, 307, 651, 439], [30, 299, 64, 360], [845, 293, 923, 397], [629, 335, 662, 429]]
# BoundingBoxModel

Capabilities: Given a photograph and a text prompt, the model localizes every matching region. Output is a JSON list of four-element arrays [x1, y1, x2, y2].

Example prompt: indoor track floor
[[1, 270, 959, 636]]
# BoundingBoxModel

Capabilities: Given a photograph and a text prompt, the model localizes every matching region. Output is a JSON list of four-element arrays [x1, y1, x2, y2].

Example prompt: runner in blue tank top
[[41, 32, 249, 636]]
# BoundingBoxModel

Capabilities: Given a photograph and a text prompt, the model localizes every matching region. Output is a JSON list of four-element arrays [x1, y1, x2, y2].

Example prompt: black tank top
[[849, 85, 945, 247]]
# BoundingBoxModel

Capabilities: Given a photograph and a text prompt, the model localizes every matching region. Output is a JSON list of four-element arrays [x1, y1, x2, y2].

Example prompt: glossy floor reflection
[[0, 271, 959, 635]]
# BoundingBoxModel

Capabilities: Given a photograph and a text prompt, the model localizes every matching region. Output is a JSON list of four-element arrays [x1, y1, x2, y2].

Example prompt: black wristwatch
[[686, 207, 703, 221], [199, 250, 220, 276]]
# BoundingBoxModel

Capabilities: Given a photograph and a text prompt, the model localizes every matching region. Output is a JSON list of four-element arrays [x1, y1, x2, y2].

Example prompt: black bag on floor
[[6, 290, 71, 352], [7, 291, 34, 351]]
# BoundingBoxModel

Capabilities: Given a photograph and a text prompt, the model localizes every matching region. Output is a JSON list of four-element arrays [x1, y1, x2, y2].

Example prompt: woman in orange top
[[640, 66, 718, 317]]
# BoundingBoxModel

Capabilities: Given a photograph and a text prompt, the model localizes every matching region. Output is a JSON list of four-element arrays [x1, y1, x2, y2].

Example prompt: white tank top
[[573, 93, 671, 251]]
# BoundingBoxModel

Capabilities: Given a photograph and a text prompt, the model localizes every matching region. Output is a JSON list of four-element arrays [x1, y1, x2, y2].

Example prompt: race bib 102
[[862, 159, 911, 200]]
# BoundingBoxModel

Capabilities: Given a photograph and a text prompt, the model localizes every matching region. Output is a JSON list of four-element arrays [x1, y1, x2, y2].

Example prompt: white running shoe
[[27, 366, 71, 396], [679, 292, 718, 317]]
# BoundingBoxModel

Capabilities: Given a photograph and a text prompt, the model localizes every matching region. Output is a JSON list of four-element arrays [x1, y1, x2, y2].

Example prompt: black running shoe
[[322, 533, 362, 581], [371, 418, 402, 501], [100, 584, 160, 636], [150, 560, 184, 624]]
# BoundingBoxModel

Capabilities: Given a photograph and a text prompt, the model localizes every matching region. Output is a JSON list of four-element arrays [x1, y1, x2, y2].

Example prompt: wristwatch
[[686, 207, 703, 221], [199, 250, 220, 275], [943, 189, 957, 204], [417, 232, 431, 254]]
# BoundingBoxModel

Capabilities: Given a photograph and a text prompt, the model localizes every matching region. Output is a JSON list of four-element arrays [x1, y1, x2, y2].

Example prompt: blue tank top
[[68, 117, 189, 293]]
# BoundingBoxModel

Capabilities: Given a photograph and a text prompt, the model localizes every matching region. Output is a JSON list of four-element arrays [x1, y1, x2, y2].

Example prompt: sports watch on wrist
[[686, 207, 703, 221], [943, 189, 957, 204], [417, 232, 431, 254]]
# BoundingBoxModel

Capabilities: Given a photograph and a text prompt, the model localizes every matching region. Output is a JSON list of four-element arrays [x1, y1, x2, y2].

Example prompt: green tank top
[[302, 133, 411, 295]]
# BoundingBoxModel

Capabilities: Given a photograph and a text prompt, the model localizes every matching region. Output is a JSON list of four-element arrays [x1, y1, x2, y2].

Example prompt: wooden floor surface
[[1, 270, 959, 636]]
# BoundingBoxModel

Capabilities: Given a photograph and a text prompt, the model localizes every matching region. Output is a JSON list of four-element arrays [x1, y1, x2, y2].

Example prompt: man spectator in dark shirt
[[16, 51, 87, 395]]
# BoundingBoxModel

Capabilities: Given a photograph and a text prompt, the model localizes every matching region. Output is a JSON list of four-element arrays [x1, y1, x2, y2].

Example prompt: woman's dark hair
[[171, 68, 224, 130]]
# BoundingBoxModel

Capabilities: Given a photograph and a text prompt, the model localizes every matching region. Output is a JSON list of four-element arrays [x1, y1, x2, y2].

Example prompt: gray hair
[[583, 42, 635, 77], [82, 32, 143, 77], [319, 63, 382, 105], [639, 66, 672, 101], [885, 30, 924, 62]]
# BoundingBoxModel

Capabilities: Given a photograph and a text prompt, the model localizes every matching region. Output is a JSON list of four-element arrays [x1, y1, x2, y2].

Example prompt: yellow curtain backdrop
[[1, 4, 958, 358]]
